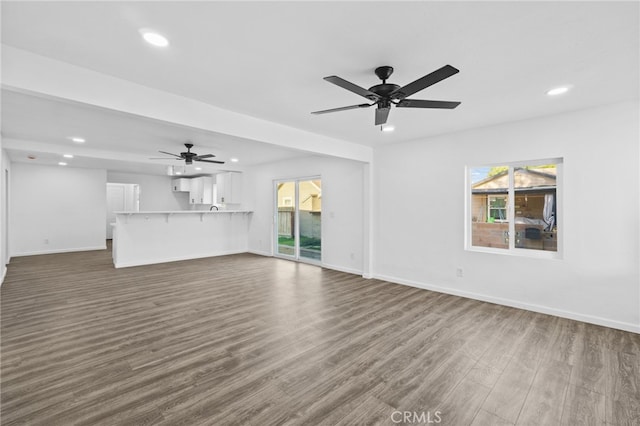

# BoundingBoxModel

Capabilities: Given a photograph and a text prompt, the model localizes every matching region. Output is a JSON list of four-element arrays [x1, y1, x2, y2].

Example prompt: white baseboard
[[247, 253, 365, 277], [374, 273, 640, 334], [114, 249, 248, 268], [0, 265, 6, 287], [14, 245, 107, 257], [321, 262, 363, 276], [247, 249, 272, 257]]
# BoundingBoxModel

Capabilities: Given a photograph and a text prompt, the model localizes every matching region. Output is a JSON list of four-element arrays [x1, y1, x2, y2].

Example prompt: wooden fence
[[278, 210, 294, 237], [278, 209, 321, 239]]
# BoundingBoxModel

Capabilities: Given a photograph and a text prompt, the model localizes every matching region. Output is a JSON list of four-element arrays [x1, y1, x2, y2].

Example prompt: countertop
[[114, 210, 252, 214]]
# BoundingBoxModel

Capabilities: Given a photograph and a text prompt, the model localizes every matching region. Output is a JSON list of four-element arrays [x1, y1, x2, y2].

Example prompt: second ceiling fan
[[311, 64, 461, 126], [150, 143, 225, 165]]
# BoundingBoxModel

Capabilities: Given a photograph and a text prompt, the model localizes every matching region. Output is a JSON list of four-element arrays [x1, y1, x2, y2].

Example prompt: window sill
[[466, 245, 562, 260]]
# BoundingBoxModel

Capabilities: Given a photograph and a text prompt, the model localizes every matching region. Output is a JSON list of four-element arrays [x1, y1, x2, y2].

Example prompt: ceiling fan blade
[[392, 65, 459, 100], [196, 159, 225, 164], [149, 157, 184, 160], [158, 150, 182, 158], [311, 103, 372, 115], [194, 154, 215, 160], [396, 99, 461, 109], [375, 107, 390, 125], [324, 76, 380, 101]]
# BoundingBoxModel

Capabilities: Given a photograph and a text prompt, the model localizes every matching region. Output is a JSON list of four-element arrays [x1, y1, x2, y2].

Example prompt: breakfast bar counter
[[112, 210, 252, 268]]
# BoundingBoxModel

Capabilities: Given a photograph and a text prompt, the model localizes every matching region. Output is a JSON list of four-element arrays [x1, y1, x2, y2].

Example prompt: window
[[488, 195, 507, 222], [467, 158, 562, 257]]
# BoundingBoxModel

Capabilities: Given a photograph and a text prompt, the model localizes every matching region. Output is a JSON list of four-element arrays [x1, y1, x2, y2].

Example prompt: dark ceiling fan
[[150, 142, 225, 165], [311, 65, 461, 125]]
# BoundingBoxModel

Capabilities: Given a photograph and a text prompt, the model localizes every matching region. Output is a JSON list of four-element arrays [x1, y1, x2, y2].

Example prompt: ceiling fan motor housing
[[369, 83, 401, 98], [181, 143, 197, 164], [370, 66, 400, 99]]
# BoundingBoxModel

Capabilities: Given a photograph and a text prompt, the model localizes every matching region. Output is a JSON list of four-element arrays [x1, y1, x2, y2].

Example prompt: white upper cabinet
[[189, 177, 203, 204], [172, 177, 215, 204], [189, 176, 214, 204], [201, 177, 214, 204], [171, 178, 191, 192], [216, 172, 242, 204]]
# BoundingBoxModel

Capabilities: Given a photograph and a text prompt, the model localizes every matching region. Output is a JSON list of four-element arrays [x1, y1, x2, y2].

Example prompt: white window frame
[[465, 157, 563, 259]]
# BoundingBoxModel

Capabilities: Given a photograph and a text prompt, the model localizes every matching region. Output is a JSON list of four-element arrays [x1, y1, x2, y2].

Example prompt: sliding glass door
[[275, 178, 322, 263], [276, 181, 297, 257], [298, 179, 322, 262]]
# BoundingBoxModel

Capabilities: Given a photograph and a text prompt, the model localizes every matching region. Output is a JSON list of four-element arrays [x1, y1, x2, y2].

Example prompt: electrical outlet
[[456, 268, 463, 278]]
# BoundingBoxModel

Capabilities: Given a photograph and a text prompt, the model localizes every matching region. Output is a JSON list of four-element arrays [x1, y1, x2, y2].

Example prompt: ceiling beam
[[2, 46, 372, 163]]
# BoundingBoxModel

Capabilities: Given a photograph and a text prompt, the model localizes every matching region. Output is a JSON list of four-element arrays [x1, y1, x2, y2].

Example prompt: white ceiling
[[2, 90, 310, 175], [1, 1, 638, 173]]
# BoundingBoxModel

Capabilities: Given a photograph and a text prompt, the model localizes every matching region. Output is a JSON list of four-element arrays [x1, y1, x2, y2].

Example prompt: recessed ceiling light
[[381, 124, 395, 132], [58, 162, 67, 166], [175, 171, 182, 175], [140, 29, 169, 47], [70, 137, 85, 143], [195, 167, 202, 171], [546, 86, 571, 96], [230, 158, 239, 163], [63, 154, 74, 159]]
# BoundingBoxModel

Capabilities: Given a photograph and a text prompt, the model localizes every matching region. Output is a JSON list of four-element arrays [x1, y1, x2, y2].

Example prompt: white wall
[[11, 163, 107, 256], [245, 155, 366, 275], [373, 101, 640, 332], [107, 171, 190, 211]]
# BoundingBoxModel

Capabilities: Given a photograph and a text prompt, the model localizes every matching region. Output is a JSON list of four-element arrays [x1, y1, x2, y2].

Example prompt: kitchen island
[[112, 210, 252, 268]]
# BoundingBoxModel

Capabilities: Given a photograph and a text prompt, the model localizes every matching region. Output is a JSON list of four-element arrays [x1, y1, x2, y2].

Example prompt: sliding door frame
[[273, 176, 322, 265]]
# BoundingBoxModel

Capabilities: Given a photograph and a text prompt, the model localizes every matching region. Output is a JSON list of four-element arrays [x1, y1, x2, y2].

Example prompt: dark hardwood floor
[[1, 247, 639, 425]]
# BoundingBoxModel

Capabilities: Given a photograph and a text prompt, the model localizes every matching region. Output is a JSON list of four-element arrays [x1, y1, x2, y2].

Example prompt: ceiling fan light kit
[[312, 64, 461, 126]]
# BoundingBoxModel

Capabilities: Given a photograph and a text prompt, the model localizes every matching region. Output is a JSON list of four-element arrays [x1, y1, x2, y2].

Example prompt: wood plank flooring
[[1, 247, 639, 425]]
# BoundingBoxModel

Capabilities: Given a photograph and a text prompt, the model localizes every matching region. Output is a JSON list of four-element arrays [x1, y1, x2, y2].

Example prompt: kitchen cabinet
[[216, 172, 242, 204], [171, 178, 191, 192], [172, 177, 215, 204], [189, 176, 214, 204]]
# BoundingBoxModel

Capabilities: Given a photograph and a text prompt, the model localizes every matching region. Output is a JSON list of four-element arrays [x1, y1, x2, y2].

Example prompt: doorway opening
[[275, 177, 322, 264]]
